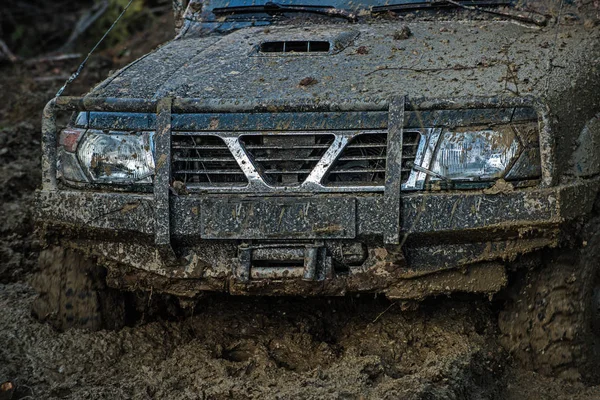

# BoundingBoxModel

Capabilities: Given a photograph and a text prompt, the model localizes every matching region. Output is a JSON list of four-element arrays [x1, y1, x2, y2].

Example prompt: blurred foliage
[[90, 0, 149, 49], [0, 0, 170, 58]]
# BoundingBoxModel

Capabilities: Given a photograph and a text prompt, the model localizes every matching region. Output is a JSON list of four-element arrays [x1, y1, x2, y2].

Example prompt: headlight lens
[[430, 127, 520, 181], [77, 131, 155, 184]]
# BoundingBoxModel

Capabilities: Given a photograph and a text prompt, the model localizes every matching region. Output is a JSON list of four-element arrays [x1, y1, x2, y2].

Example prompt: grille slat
[[244, 144, 331, 150], [345, 143, 387, 149], [173, 169, 245, 175], [172, 145, 229, 150], [254, 157, 323, 162], [263, 169, 314, 175], [344, 143, 417, 149], [338, 155, 386, 161], [325, 131, 421, 186], [171, 135, 248, 186], [173, 156, 239, 162], [329, 169, 387, 174]]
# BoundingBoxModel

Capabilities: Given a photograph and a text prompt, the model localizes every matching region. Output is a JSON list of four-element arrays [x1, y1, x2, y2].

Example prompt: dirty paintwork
[[36, 5, 600, 299]]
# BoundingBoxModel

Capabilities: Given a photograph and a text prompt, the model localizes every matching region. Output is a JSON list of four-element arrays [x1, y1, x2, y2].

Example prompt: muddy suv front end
[[35, 94, 600, 299]]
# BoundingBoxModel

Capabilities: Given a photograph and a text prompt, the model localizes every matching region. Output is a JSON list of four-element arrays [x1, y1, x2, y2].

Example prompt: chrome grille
[[326, 131, 421, 185], [240, 134, 334, 186], [171, 133, 247, 186], [170, 130, 427, 193]]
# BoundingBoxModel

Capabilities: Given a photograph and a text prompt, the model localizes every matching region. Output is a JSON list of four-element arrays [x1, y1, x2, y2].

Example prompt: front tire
[[498, 222, 600, 382], [30, 246, 126, 331]]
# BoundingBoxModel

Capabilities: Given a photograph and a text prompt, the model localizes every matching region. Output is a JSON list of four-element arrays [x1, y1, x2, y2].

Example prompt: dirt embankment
[[1, 4, 600, 400]]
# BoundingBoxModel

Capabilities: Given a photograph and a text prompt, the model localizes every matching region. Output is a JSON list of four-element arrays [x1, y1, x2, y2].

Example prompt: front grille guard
[[42, 95, 555, 253]]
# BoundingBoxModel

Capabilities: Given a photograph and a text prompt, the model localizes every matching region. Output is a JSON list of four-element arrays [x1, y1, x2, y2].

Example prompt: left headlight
[[77, 131, 155, 184], [430, 127, 519, 181], [428, 123, 540, 183]]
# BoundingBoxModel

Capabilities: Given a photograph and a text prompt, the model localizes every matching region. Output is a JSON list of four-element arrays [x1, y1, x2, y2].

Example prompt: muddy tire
[[30, 246, 126, 331], [498, 224, 600, 382]]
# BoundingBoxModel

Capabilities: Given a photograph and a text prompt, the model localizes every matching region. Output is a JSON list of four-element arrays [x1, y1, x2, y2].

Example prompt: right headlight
[[77, 131, 155, 184]]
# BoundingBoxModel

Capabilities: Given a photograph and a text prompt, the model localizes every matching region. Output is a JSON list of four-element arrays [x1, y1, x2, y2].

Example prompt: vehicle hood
[[89, 20, 599, 105]]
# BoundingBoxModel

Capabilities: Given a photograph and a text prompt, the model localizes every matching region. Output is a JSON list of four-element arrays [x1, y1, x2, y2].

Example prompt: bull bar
[[41, 95, 559, 274]]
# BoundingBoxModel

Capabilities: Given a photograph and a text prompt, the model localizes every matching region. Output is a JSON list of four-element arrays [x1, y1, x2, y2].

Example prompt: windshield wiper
[[372, 0, 547, 26], [372, 0, 510, 12], [213, 2, 358, 22]]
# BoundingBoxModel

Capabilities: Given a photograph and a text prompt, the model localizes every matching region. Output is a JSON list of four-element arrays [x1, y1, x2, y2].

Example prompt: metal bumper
[[36, 178, 599, 238], [34, 177, 599, 297], [36, 177, 598, 255]]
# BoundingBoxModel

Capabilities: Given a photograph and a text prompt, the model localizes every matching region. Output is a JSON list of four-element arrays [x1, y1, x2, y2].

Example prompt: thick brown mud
[[1, 284, 507, 399]]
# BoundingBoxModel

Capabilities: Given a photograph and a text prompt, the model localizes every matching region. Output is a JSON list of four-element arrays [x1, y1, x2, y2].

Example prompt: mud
[[2, 284, 508, 399], [2, 284, 600, 400], [2, 6, 600, 400], [0, 76, 43, 284]]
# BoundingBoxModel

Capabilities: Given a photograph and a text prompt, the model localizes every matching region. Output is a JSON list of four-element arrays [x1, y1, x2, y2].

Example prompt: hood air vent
[[251, 30, 359, 56], [260, 40, 331, 54]]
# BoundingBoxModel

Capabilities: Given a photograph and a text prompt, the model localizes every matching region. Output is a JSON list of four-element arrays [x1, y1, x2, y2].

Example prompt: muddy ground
[[2, 7, 600, 400]]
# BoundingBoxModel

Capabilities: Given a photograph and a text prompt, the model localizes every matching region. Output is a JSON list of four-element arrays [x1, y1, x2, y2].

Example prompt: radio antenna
[[55, 0, 135, 98]]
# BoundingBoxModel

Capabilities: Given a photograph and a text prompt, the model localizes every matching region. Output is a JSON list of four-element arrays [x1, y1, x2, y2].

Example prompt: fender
[[572, 114, 600, 178]]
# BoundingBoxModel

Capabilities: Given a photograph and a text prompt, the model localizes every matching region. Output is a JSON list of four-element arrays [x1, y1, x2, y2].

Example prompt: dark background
[[0, 1, 174, 284]]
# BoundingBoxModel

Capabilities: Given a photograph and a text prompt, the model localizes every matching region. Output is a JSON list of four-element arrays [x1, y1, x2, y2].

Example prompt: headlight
[[77, 131, 155, 184], [428, 123, 540, 183]]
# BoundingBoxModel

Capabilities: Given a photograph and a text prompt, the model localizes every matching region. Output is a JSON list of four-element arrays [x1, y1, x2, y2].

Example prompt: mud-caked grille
[[240, 134, 334, 186], [170, 130, 422, 191], [326, 131, 421, 185], [171, 134, 247, 186]]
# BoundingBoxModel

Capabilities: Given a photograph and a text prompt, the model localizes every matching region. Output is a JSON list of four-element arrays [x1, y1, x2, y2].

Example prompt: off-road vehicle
[[33, 0, 600, 381]]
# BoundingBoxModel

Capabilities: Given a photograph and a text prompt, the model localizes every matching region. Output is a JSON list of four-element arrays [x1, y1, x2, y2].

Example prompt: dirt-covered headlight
[[77, 131, 155, 184], [428, 124, 540, 182]]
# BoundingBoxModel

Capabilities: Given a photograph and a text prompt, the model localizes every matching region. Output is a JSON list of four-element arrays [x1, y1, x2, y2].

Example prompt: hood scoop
[[251, 29, 359, 56]]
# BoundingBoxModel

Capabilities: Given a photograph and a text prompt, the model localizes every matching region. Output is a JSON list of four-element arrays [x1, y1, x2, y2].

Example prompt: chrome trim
[[402, 128, 442, 191]]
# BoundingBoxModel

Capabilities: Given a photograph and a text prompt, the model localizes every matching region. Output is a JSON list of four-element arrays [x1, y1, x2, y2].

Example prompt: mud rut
[[2, 14, 600, 400], [2, 283, 508, 399]]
